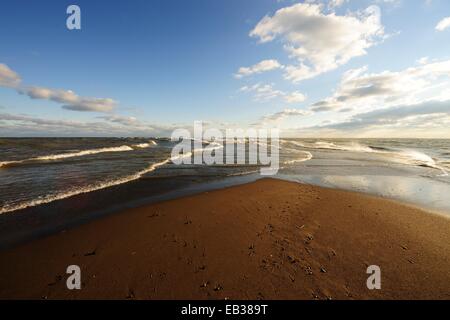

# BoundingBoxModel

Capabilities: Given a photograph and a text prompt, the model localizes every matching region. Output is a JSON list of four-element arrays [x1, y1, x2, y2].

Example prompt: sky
[[0, 0, 450, 137]]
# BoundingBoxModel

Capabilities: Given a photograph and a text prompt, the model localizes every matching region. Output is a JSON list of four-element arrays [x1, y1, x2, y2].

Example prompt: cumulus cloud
[[240, 83, 307, 104], [436, 17, 450, 31], [310, 59, 450, 112], [259, 108, 311, 123], [18, 86, 117, 112], [280, 99, 450, 138], [0, 112, 178, 137], [0, 64, 21, 88], [327, 0, 348, 8], [319, 99, 450, 131], [284, 91, 307, 103], [98, 114, 139, 126], [249, 3, 385, 82], [240, 83, 284, 101], [234, 59, 283, 78], [0, 63, 117, 113]]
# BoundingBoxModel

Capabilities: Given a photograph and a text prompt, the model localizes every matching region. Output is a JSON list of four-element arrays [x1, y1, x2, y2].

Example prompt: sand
[[0, 178, 449, 300]]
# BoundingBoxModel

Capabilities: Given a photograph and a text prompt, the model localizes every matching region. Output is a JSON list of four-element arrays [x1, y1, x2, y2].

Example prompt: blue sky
[[1, 0, 450, 137]]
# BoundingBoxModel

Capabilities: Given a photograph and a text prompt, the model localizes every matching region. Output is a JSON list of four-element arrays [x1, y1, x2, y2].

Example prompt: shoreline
[[1, 178, 450, 299], [1, 172, 449, 251]]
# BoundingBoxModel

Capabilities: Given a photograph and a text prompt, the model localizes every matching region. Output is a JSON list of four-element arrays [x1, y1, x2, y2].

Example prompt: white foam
[[0, 145, 135, 168], [134, 143, 151, 148], [0, 158, 170, 215], [395, 150, 448, 176], [284, 151, 313, 165], [282, 139, 448, 176]]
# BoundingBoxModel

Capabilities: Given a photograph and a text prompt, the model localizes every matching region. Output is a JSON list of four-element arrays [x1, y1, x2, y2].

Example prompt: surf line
[[170, 121, 280, 176]]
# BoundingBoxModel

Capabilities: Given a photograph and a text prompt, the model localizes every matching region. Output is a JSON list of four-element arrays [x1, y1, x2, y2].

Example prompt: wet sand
[[0, 178, 449, 300]]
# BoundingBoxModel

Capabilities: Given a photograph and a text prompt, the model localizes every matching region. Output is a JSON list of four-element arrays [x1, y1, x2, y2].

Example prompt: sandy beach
[[0, 178, 449, 300]]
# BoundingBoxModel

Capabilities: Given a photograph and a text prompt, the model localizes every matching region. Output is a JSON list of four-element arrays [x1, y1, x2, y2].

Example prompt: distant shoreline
[[1, 178, 449, 299]]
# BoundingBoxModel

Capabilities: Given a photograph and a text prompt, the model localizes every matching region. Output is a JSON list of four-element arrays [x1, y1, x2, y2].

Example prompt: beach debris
[[147, 213, 159, 218], [84, 249, 96, 256], [297, 225, 305, 230], [200, 281, 209, 288], [327, 249, 337, 260], [320, 267, 327, 273], [287, 255, 298, 264], [304, 266, 313, 275], [249, 244, 255, 250], [304, 234, 314, 244], [401, 244, 408, 250], [214, 284, 223, 291], [47, 275, 62, 286], [196, 265, 206, 272], [126, 289, 135, 299]]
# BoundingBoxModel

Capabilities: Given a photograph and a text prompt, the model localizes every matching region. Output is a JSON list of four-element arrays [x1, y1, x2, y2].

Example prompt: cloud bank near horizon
[[0, 63, 117, 113]]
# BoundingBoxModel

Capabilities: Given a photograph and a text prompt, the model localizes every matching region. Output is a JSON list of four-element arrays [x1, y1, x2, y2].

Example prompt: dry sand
[[0, 178, 449, 300]]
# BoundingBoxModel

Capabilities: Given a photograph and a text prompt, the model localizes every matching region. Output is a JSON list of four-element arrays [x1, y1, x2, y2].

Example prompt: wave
[[0, 144, 227, 214], [282, 140, 374, 153], [133, 140, 157, 148], [0, 158, 171, 214], [396, 150, 448, 176], [282, 139, 448, 175], [226, 169, 259, 177], [284, 151, 313, 165], [0, 145, 135, 168]]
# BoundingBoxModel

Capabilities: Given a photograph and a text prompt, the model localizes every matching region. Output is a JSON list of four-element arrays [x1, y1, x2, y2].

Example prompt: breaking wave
[[133, 140, 157, 148], [0, 158, 171, 215], [0, 145, 136, 168], [0, 144, 224, 214], [284, 151, 313, 165], [282, 140, 448, 176]]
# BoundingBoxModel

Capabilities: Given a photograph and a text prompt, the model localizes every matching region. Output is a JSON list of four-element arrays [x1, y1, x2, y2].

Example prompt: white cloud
[[284, 91, 307, 103], [0, 63, 117, 113], [234, 59, 282, 78], [0, 112, 178, 137], [0, 63, 21, 88], [249, 3, 385, 82], [19, 86, 117, 112], [436, 17, 450, 31], [417, 56, 429, 65], [325, 0, 349, 9], [315, 99, 450, 135], [240, 83, 306, 103], [259, 108, 311, 123], [98, 114, 139, 126], [278, 99, 450, 138], [310, 59, 450, 112], [240, 83, 284, 101]]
